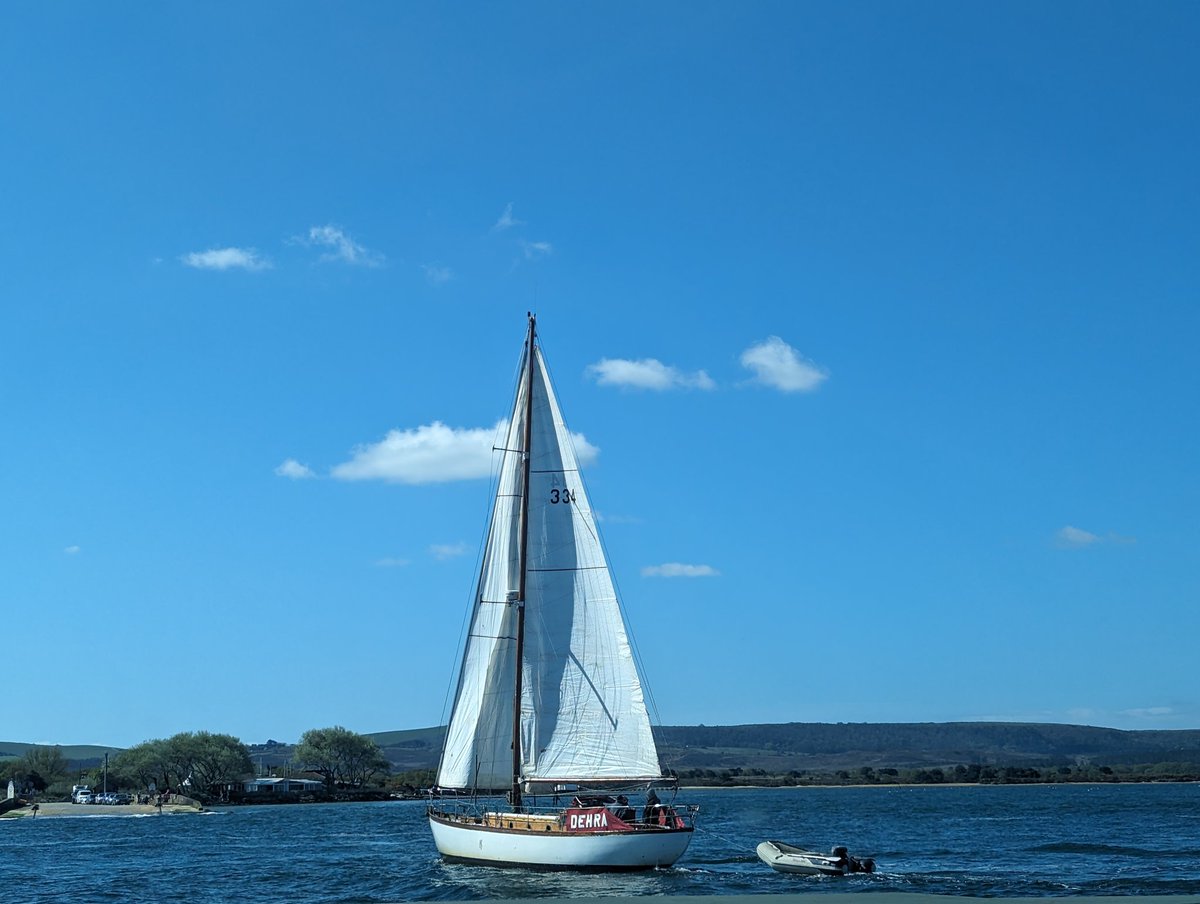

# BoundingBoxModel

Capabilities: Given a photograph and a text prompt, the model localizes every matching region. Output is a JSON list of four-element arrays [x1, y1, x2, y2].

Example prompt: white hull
[[430, 812, 693, 871]]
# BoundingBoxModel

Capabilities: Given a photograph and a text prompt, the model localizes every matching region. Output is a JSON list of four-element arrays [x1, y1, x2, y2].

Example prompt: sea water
[[3, 784, 1198, 902]]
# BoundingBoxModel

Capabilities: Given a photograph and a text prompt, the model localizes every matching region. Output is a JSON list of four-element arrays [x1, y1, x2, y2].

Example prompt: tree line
[[1, 726, 395, 804], [0, 745, 71, 794], [674, 760, 1200, 786]]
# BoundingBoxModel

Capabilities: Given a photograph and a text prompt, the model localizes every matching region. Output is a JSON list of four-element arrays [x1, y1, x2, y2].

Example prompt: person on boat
[[642, 789, 661, 824], [613, 795, 636, 823]]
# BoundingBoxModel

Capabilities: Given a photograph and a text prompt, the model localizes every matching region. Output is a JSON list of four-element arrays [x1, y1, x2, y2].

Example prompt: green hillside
[[334, 722, 1200, 774], [367, 727, 445, 770], [242, 727, 446, 773], [0, 742, 123, 765], [10, 722, 1200, 778], [366, 726, 445, 750], [652, 722, 1200, 773]]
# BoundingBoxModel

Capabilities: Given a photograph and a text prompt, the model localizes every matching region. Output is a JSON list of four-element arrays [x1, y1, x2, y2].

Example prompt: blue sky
[[3, 2, 1197, 749]]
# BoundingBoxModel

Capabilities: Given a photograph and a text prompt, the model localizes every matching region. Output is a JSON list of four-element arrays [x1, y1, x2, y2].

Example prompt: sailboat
[[427, 315, 695, 870]]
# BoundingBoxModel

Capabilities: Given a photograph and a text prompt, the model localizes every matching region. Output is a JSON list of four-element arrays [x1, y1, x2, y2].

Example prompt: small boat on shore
[[756, 840, 876, 876]]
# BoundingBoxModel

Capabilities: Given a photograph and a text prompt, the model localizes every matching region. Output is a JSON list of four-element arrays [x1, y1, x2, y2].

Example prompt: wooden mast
[[511, 313, 536, 810]]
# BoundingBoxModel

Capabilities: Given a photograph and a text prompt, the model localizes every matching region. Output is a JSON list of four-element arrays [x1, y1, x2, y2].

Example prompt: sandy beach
[[3, 801, 203, 818]]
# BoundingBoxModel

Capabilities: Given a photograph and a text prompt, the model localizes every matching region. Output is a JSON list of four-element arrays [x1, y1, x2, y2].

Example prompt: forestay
[[437, 338, 662, 792]]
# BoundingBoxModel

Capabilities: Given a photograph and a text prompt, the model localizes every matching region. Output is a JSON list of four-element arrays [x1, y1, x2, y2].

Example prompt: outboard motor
[[832, 845, 876, 873], [845, 853, 876, 873]]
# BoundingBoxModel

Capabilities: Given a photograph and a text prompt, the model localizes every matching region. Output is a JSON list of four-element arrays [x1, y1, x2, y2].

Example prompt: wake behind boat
[[427, 315, 695, 870]]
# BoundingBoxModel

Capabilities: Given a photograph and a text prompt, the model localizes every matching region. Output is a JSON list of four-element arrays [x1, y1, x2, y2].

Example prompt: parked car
[[74, 791, 93, 804], [111, 793, 132, 805]]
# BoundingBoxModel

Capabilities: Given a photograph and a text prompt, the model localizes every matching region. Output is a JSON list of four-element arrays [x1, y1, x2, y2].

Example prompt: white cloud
[[331, 420, 599, 484], [493, 202, 523, 231], [181, 247, 272, 271], [519, 240, 553, 260], [740, 336, 827, 392], [294, 224, 384, 267], [641, 562, 720, 578], [568, 433, 600, 466], [1055, 525, 1100, 548], [586, 358, 715, 391], [275, 458, 316, 480], [374, 556, 410, 568], [1061, 705, 1187, 729], [430, 543, 469, 561], [64, 545, 81, 555], [1053, 525, 1136, 549], [975, 706, 1185, 730], [422, 263, 454, 286], [1056, 525, 1137, 547], [1122, 706, 1175, 720]]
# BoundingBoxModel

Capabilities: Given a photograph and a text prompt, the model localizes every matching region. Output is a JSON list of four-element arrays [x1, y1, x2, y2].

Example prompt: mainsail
[[437, 328, 662, 792]]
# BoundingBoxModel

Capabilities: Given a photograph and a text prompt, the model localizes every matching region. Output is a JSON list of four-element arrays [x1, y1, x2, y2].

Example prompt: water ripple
[[4, 786, 1200, 902]]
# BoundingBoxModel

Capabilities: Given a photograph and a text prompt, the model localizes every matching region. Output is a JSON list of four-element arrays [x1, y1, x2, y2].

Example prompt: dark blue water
[[4, 785, 1199, 902]]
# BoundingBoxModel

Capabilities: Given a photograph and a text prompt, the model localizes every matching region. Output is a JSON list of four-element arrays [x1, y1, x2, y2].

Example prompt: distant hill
[[652, 722, 1200, 772], [244, 727, 447, 773], [245, 722, 1200, 775], [10, 723, 1200, 775], [0, 742, 123, 767], [367, 727, 446, 770]]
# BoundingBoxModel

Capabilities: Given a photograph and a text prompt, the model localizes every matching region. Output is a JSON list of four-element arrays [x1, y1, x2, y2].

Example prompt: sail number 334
[[549, 488, 576, 504]]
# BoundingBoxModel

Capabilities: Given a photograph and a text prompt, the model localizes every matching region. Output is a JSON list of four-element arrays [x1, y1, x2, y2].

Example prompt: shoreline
[[679, 783, 979, 790], [493, 897, 1200, 904], [2, 801, 204, 819], [678, 779, 1200, 790]]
